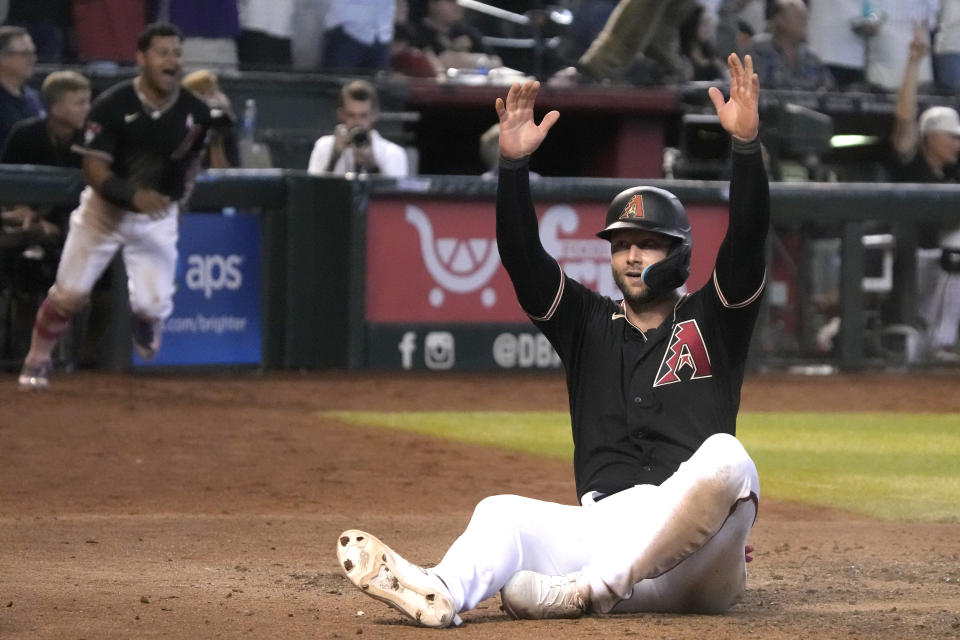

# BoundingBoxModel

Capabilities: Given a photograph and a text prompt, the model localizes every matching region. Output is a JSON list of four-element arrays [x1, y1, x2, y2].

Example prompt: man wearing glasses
[[0, 25, 43, 149]]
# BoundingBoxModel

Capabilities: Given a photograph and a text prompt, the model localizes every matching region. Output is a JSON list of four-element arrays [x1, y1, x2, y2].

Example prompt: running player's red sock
[[24, 299, 72, 365]]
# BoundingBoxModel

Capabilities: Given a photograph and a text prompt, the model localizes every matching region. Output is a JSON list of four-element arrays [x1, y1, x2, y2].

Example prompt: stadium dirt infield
[[1, 370, 958, 639]]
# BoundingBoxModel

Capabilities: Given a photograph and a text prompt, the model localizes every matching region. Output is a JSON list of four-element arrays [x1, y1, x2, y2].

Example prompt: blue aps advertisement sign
[[133, 212, 261, 366]]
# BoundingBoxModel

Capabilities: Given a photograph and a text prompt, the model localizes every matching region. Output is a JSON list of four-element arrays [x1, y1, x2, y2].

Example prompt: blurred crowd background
[[0, 0, 951, 91]]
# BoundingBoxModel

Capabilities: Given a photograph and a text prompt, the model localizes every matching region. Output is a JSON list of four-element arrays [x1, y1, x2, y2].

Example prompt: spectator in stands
[[890, 26, 960, 363], [806, 0, 868, 89], [237, 0, 294, 69], [891, 27, 958, 183], [289, 0, 326, 70], [0, 25, 43, 149], [390, 0, 440, 76], [566, 0, 618, 61], [1, 70, 87, 170], [679, 4, 725, 81], [163, 0, 241, 72], [714, 0, 763, 58], [72, 0, 146, 63], [934, 0, 960, 94], [867, 0, 940, 92], [307, 80, 409, 177], [322, 0, 396, 73], [0, 70, 90, 363], [411, 0, 501, 72], [391, 22, 443, 77], [744, 0, 835, 90], [864, 0, 937, 91], [3, 0, 69, 63], [183, 70, 239, 168], [550, 0, 698, 86]]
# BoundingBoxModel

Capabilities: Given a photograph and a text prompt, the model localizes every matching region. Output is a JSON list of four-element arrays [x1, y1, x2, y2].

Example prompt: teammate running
[[18, 22, 212, 390], [336, 53, 768, 627]]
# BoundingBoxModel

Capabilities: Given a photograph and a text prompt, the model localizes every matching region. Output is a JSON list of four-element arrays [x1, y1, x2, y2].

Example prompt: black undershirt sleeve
[[496, 155, 562, 317], [714, 136, 770, 304]]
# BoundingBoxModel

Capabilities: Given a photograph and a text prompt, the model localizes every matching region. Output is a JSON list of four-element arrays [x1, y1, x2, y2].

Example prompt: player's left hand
[[708, 53, 759, 142], [745, 544, 754, 563]]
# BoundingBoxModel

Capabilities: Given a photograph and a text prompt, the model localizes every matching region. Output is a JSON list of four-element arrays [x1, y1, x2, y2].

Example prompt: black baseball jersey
[[75, 79, 212, 200], [496, 141, 770, 500], [1, 116, 83, 168]]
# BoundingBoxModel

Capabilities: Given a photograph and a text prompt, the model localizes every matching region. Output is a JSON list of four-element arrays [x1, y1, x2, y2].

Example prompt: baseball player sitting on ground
[[337, 53, 768, 627], [18, 22, 213, 390]]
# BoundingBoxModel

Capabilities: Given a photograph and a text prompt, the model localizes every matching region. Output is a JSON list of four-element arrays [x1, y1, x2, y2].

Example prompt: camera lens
[[351, 130, 369, 145]]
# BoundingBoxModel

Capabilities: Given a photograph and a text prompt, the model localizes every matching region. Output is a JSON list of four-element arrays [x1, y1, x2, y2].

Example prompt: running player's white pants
[[48, 186, 179, 321], [430, 433, 759, 615]]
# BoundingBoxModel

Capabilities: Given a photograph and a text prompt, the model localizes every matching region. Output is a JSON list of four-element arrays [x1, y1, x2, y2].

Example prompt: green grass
[[326, 411, 574, 460], [323, 410, 960, 523]]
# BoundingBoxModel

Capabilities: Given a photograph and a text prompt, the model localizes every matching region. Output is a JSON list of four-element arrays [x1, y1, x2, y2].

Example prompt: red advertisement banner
[[365, 198, 730, 323]]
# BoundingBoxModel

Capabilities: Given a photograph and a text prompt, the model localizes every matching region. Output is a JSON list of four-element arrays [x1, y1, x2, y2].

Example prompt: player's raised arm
[[495, 81, 559, 159], [708, 54, 769, 308], [495, 81, 563, 319]]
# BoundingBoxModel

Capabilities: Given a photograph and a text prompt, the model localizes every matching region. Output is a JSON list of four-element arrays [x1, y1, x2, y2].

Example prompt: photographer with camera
[[307, 79, 409, 177]]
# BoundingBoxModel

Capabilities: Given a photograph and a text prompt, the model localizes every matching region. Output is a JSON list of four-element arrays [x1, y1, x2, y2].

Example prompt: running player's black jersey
[[75, 79, 211, 200], [496, 140, 769, 501]]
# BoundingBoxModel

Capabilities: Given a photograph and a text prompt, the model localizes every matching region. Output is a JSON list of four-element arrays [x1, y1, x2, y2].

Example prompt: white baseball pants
[[48, 186, 179, 321], [917, 248, 960, 352], [430, 433, 759, 615]]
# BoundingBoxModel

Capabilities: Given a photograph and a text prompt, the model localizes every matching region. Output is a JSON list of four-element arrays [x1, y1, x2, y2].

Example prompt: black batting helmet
[[597, 186, 693, 294]]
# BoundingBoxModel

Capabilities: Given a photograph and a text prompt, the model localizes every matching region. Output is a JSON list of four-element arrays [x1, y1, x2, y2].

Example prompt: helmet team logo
[[653, 319, 712, 387], [619, 194, 645, 220]]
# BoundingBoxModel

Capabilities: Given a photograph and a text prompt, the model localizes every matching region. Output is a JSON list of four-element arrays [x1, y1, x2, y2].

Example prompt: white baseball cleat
[[18, 360, 52, 391], [336, 529, 459, 628], [500, 570, 588, 619]]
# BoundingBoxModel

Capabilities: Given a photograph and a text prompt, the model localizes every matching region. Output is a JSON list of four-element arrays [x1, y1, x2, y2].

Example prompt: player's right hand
[[495, 81, 559, 160], [133, 188, 172, 218]]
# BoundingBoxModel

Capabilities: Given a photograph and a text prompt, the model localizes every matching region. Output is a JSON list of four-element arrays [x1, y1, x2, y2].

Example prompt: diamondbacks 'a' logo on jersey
[[653, 319, 712, 387], [620, 194, 644, 220]]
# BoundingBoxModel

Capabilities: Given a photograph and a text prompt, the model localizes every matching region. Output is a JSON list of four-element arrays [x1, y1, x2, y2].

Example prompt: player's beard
[[613, 269, 669, 309]]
